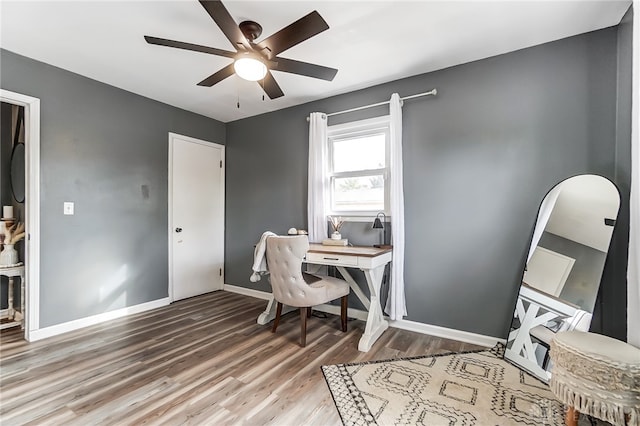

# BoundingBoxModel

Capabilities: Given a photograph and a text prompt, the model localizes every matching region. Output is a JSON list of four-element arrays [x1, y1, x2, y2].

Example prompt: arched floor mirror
[[504, 174, 620, 382]]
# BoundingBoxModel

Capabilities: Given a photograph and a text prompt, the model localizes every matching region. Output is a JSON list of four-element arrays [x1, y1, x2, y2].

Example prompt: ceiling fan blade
[[256, 11, 329, 59], [144, 36, 236, 58], [261, 71, 284, 99], [197, 63, 235, 87], [198, 0, 250, 51], [273, 57, 337, 81]]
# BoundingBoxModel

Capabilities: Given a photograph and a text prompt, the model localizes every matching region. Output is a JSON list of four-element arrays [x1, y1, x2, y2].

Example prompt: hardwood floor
[[0, 291, 482, 425]]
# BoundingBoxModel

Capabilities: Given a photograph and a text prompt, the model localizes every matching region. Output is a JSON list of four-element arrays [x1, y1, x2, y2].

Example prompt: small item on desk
[[322, 238, 348, 246], [373, 244, 393, 249]]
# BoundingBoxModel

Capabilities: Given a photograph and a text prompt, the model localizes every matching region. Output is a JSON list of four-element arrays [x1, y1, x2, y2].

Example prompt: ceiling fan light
[[234, 57, 267, 81]]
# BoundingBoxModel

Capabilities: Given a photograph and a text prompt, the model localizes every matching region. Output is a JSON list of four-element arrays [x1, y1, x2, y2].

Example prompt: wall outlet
[[63, 202, 74, 215]]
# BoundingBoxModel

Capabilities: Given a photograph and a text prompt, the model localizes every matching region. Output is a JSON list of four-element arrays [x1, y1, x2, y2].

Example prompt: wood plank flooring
[[0, 291, 482, 425]]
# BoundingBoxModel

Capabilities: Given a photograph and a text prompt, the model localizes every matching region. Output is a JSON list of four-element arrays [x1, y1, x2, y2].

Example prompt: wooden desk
[[257, 244, 392, 352], [1, 264, 25, 330]]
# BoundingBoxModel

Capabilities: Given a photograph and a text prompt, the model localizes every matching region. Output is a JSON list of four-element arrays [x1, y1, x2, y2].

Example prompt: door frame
[[168, 132, 225, 302], [0, 89, 41, 341]]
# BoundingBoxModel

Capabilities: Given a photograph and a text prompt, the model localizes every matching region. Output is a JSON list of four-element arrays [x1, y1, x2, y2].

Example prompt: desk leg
[[257, 296, 295, 325], [336, 267, 370, 311], [15, 273, 24, 326], [7, 277, 15, 320], [358, 265, 388, 352]]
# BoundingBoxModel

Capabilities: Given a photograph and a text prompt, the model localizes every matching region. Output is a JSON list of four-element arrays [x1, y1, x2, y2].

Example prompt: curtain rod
[[307, 89, 437, 121]]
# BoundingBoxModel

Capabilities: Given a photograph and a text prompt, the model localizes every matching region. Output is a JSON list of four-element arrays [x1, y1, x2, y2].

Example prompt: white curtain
[[308, 112, 328, 243], [628, 3, 640, 348], [385, 93, 407, 320]]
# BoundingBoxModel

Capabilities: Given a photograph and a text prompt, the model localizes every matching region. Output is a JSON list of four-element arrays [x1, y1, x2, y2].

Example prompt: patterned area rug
[[321, 346, 566, 426]]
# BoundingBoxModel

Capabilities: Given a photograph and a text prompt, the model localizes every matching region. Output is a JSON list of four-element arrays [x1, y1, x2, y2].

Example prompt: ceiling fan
[[144, 0, 338, 99]]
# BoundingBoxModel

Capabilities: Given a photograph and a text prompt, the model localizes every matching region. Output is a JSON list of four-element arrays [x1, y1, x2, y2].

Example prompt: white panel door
[[170, 133, 224, 301], [524, 247, 575, 297]]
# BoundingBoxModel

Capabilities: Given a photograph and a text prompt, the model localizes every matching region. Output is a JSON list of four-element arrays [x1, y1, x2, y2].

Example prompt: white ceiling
[[0, 1, 631, 123]]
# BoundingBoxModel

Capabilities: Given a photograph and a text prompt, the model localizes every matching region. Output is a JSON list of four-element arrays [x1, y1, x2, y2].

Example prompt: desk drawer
[[306, 252, 359, 267]]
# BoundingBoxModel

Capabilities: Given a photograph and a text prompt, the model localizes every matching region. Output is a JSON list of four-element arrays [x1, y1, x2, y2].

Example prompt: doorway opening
[[0, 90, 41, 341]]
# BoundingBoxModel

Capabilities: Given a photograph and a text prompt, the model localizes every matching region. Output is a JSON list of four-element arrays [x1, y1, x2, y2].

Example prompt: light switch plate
[[63, 202, 74, 215]]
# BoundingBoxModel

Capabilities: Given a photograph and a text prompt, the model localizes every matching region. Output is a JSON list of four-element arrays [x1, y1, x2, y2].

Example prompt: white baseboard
[[224, 283, 504, 348], [223, 284, 272, 300], [0, 308, 7, 319], [28, 298, 170, 342], [390, 318, 506, 348]]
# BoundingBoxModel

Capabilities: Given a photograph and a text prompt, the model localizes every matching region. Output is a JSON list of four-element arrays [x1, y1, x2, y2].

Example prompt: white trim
[[333, 216, 391, 223], [390, 318, 505, 348], [168, 133, 225, 303], [28, 297, 170, 342], [224, 284, 503, 348], [327, 115, 391, 134], [628, 0, 640, 348], [0, 89, 41, 342], [0, 308, 8, 319], [223, 284, 272, 300]]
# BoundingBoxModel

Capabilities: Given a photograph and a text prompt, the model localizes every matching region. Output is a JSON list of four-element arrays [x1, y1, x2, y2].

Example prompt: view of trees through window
[[329, 131, 387, 212]]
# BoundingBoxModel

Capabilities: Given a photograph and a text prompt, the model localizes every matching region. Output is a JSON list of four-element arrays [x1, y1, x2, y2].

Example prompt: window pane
[[332, 134, 385, 173], [333, 175, 384, 211]]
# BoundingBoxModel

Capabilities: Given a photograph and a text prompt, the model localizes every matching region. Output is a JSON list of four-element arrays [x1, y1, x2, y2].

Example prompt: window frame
[[326, 115, 391, 216]]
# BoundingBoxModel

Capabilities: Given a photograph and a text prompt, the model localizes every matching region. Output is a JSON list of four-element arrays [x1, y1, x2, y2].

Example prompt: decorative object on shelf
[[287, 228, 308, 236], [0, 245, 18, 266], [3, 205, 14, 219], [329, 216, 344, 240], [0, 222, 25, 266], [372, 212, 390, 248]]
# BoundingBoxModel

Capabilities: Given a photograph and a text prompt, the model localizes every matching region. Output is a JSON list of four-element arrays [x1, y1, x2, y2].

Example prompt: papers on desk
[[322, 238, 348, 246]]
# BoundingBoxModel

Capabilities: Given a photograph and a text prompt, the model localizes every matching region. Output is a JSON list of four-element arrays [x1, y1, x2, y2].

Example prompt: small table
[[550, 331, 640, 426], [257, 244, 392, 352], [0, 263, 25, 329]]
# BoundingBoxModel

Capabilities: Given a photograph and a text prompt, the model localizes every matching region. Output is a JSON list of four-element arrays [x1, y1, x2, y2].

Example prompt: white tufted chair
[[266, 235, 350, 347]]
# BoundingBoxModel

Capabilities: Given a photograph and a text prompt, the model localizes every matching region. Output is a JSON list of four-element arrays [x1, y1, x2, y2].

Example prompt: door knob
[[175, 227, 183, 233]]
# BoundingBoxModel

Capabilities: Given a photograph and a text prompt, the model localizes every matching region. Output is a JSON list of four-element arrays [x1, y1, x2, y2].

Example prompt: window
[[327, 116, 390, 215]]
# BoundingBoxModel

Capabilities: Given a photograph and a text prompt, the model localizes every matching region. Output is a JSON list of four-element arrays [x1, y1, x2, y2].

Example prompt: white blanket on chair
[[250, 231, 276, 282]]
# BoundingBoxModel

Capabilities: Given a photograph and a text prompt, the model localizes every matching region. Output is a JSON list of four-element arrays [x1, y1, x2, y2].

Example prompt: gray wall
[[0, 49, 226, 327], [226, 26, 629, 339], [592, 5, 633, 340], [1, 103, 13, 209]]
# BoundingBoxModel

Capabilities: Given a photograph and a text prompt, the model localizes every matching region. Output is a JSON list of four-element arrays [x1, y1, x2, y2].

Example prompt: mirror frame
[[504, 174, 620, 382], [10, 141, 25, 203]]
